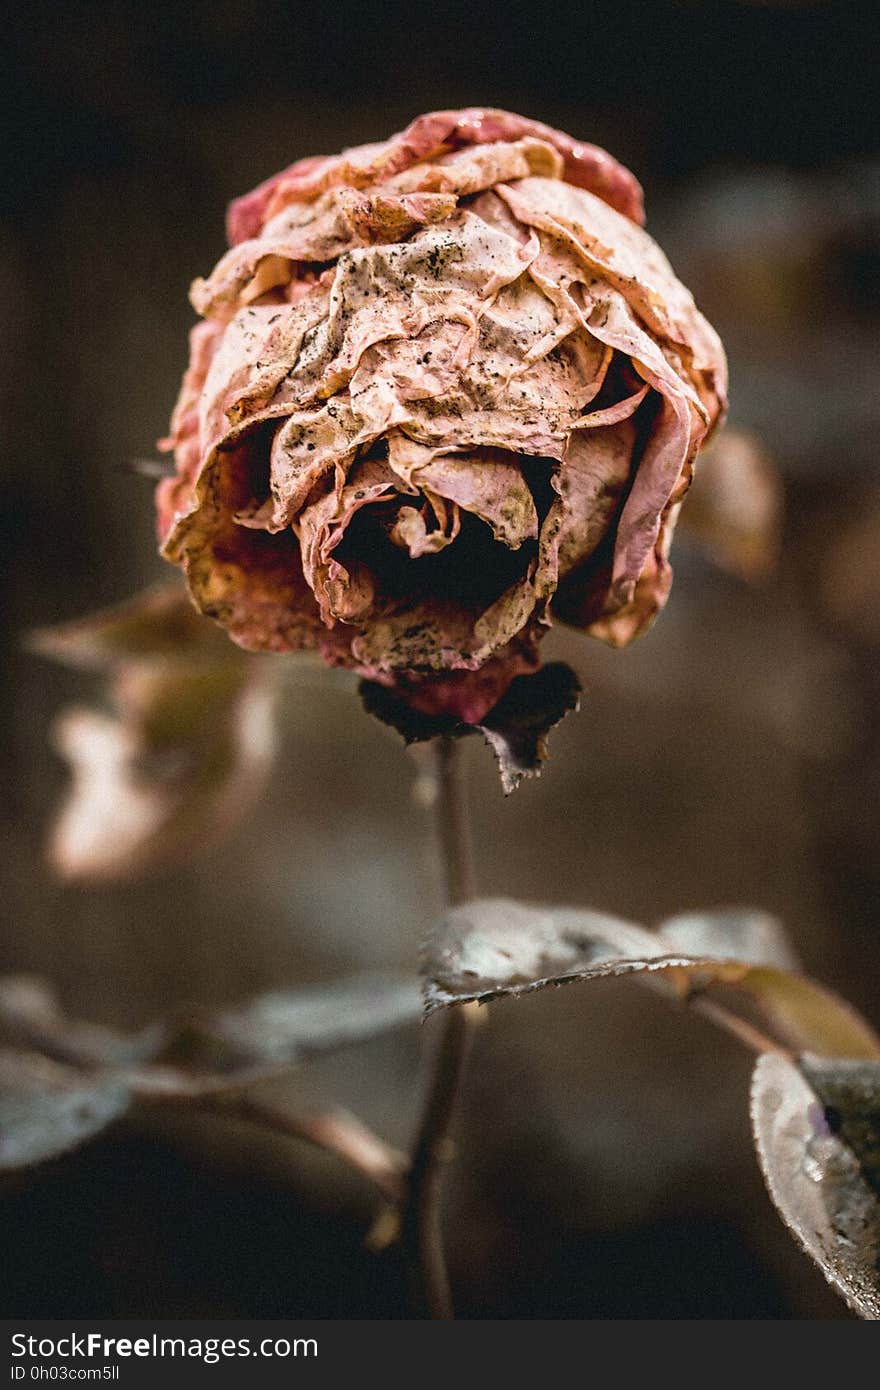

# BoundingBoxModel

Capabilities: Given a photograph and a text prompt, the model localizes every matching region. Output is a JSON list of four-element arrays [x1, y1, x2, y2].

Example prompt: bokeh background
[[1, 0, 878, 1318]]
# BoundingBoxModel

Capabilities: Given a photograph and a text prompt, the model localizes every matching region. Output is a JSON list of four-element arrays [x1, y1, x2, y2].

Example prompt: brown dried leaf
[[49, 676, 276, 882], [0, 1050, 131, 1171], [358, 680, 460, 743], [751, 1052, 880, 1319], [677, 428, 783, 580], [711, 966, 880, 1061], [423, 899, 880, 1059], [479, 663, 582, 793], [34, 586, 277, 882], [360, 662, 581, 794], [29, 583, 233, 667]]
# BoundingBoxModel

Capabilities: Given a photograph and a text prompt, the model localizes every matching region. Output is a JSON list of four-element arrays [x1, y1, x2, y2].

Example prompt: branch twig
[[688, 994, 790, 1057], [185, 1090, 409, 1202]]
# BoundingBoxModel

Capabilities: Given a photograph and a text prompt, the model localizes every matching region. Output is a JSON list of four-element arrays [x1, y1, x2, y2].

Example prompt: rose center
[[334, 498, 537, 613]]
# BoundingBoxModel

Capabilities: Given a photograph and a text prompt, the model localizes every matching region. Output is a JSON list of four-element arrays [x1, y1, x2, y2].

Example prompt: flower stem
[[434, 735, 476, 907], [405, 736, 477, 1319]]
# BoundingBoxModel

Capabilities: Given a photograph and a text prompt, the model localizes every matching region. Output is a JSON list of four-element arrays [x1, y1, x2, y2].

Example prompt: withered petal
[[415, 450, 538, 550], [159, 108, 726, 693], [351, 573, 538, 676], [537, 421, 637, 599], [226, 108, 644, 245], [389, 495, 461, 557], [193, 188, 459, 320], [497, 177, 727, 388]]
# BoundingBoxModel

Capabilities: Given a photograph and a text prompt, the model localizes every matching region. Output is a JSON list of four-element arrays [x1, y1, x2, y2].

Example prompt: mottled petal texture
[[158, 108, 726, 716]]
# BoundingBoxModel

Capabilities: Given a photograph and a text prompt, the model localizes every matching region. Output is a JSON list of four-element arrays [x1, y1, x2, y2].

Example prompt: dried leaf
[[360, 662, 581, 793], [657, 911, 880, 1056], [0, 1050, 131, 1171], [677, 428, 783, 580], [359, 680, 460, 743], [751, 1052, 880, 1319], [713, 966, 880, 1061], [422, 898, 880, 1059], [34, 586, 277, 882], [49, 677, 276, 882], [478, 663, 582, 793], [164, 974, 422, 1073], [29, 583, 233, 667]]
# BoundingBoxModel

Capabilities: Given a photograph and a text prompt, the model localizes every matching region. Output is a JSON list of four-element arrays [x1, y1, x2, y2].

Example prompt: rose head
[[157, 108, 726, 723]]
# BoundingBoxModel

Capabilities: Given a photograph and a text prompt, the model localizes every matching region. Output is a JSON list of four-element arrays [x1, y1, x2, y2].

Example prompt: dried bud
[[158, 108, 726, 721]]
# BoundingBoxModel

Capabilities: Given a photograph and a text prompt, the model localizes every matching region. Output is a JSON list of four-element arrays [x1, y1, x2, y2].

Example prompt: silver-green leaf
[[422, 898, 880, 1059], [0, 1051, 131, 1171], [165, 974, 423, 1072], [751, 1051, 880, 1319]]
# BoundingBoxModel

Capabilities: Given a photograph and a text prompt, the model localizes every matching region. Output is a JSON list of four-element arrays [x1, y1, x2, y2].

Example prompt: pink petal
[[537, 421, 637, 598], [415, 450, 538, 550], [226, 108, 643, 245]]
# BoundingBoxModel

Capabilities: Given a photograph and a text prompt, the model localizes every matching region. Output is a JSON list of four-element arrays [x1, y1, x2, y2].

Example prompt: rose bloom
[[157, 109, 726, 723]]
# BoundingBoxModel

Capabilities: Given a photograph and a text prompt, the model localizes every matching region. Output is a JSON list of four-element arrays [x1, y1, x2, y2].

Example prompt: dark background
[[1, 0, 879, 1318]]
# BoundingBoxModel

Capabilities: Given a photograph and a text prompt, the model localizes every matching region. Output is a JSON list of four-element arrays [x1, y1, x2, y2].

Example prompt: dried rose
[[157, 108, 726, 724]]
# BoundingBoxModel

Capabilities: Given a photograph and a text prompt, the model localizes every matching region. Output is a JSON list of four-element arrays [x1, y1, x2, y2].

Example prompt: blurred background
[[1, 0, 878, 1318]]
